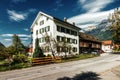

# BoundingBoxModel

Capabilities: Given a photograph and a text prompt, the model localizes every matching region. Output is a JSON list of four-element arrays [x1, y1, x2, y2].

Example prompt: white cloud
[[78, 0, 114, 13], [4, 39, 12, 41], [68, 9, 114, 28], [7, 9, 37, 22], [24, 28, 29, 31], [0, 34, 30, 47], [1, 34, 13, 37], [20, 37, 29, 40], [7, 10, 27, 22], [18, 34, 31, 38], [1, 34, 31, 38]]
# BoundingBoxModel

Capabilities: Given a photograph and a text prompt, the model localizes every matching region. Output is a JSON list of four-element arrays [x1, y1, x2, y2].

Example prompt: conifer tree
[[33, 38, 44, 58], [12, 34, 26, 54]]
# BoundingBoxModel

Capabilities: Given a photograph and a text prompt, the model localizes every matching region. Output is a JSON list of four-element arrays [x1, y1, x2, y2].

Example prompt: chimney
[[64, 17, 67, 22], [73, 22, 75, 25], [117, 7, 119, 10]]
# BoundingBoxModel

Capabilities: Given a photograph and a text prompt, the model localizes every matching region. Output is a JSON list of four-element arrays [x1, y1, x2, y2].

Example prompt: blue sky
[[0, 0, 120, 47]]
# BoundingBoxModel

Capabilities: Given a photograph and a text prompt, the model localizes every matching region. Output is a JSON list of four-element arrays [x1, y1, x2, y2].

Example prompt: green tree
[[12, 34, 26, 54], [33, 38, 44, 58], [108, 8, 120, 44]]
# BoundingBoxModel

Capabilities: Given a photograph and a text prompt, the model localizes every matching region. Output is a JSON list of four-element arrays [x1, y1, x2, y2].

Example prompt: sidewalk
[[100, 53, 109, 56]]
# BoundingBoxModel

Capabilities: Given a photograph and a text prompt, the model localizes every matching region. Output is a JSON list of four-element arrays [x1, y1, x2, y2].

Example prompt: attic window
[[46, 17, 49, 20], [40, 20, 44, 26]]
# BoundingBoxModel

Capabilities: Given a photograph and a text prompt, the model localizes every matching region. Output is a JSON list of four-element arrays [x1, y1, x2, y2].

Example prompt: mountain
[[0, 42, 5, 48], [83, 26, 97, 32], [85, 19, 112, 40]]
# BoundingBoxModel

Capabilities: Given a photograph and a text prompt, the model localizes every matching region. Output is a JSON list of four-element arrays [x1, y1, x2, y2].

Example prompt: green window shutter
[[39, 29, 41, 34], [39, 38, 41, 43], [42, 28, 44, 33], [48, 26, 50, 31], [36, 30, 38, 35], [45, 27, 47, 32]]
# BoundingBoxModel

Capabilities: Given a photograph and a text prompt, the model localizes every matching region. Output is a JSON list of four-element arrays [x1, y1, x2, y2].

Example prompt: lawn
[[61, 53, 99, 62]]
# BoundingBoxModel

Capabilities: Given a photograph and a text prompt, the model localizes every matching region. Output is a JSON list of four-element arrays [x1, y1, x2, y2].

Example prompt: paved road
[[0, 53, 120, 80]]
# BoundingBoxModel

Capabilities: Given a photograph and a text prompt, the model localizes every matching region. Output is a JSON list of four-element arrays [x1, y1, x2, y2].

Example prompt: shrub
[[46, 54, 51, 57], [13, 53, 28, 64]]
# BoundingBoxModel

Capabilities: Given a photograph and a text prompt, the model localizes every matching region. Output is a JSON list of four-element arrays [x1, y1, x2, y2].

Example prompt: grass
[[61, 54, 99, 62], [0, 63, 31, 72], [0, 59, 32, 72]]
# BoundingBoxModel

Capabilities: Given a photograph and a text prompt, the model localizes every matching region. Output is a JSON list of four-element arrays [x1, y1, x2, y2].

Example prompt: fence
[[32, 56, 61, 65]]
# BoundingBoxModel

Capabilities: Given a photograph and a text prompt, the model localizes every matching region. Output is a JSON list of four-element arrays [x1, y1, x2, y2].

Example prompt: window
[[73, 47, 77, 52], [62, 37, 66, 41], [42, 37, 45, 42], [74, 32, 77, 36], [47, 26, 50, 31], [57, 25, 61, 32], [36, 30, 38, 35], [66, 29, 70, 34], [57, 36, 60, 42], [72, 39, 75, 43], [67, 38, 70, 43], [61, 27, 65, 33], [71, 30, 74, 35], [57, 46, 61, 52], [64, 28, 67, 33], [46, 17, 49, 21], [40, 20, 44, 26], [42, 28, 44, 33]]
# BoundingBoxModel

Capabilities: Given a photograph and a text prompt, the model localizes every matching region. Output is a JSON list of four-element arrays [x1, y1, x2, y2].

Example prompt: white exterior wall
[[102, 45, 113, 52], [32, 15, 54, 51], [54, 22, 79, 54], [32, 12, 80, 56]]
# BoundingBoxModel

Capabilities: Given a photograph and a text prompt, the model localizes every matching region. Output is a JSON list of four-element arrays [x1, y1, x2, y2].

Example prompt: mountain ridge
[[85, 19, 112, 41]]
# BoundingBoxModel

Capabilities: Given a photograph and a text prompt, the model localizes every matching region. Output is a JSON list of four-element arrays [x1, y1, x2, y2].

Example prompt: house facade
[[30, 12, 81, 56], [79, 32, 101, 53], [102, 40, 113, 52]]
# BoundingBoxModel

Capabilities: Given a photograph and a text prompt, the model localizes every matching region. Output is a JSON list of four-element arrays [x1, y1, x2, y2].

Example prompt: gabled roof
[[30, 11, 81, 31], [54, 17, 81, 30], [30, 11, 53, 29], [102, 40, 113, 45], [79, 32, 101, 43]]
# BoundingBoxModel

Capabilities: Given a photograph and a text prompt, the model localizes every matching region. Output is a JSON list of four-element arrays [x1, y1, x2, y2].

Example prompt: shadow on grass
[[57, 71, 101, 80]]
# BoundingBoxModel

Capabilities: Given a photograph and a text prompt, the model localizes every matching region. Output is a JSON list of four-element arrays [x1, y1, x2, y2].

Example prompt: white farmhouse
[[30, 12, 81, 56]]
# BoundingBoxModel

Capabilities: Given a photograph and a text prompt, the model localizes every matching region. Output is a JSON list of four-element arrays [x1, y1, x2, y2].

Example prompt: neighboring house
[[27, 43, 33, 57], [79, 32, 101, 53], [30, 11, 81, 56], [102, 40, 113, 53]]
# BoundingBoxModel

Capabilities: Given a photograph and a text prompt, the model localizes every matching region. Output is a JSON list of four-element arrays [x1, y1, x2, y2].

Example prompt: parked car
[[91, 50, 104, 54], [82, 51, 88, 54], [91, 50, 98, 54]]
